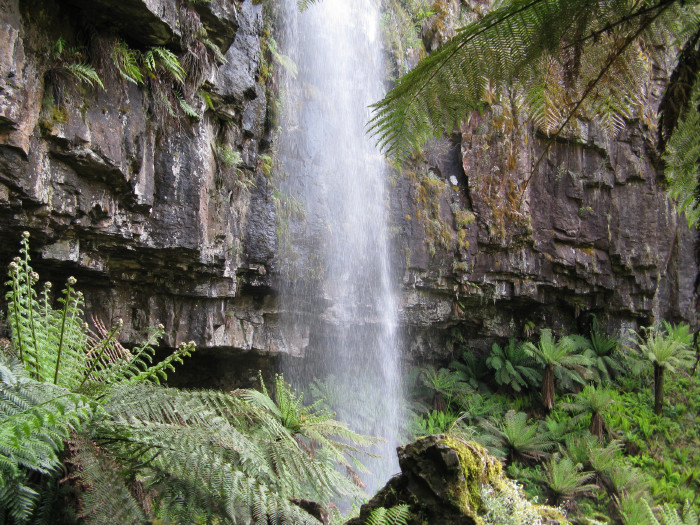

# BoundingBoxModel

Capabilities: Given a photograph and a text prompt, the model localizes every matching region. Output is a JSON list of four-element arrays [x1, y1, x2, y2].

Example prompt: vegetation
[[0, 234, 373, 524], [369, 0, 700, 225], [524, 329, 592, 411], [409, 319, 699, 524]]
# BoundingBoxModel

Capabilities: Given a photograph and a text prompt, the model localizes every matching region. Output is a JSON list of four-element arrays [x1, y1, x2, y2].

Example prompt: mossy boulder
[[346, 435, 567, 525]]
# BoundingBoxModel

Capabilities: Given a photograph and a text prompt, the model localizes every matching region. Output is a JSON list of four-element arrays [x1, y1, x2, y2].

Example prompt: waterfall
[[275, 0, 402, 494]]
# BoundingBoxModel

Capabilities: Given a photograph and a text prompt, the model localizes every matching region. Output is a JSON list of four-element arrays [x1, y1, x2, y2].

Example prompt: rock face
[[345, 435, 566, 525], [0, 0, 284, 382], [391, 118, 698, 360], [0, 0, 697, 379]]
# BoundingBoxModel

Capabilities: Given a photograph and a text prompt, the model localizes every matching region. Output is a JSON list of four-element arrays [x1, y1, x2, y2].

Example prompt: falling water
[[275, 0, 402, 493]]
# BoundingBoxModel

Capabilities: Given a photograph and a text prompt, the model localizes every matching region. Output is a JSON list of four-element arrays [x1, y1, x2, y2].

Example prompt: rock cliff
[[0, 0, 697, 380]]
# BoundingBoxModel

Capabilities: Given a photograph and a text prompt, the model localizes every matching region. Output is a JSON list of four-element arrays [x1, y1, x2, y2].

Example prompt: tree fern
[[479, 410, 553, 464], [3, 235, 358, 523], [370, 0, 676, 157], [538, 454, 598, 504], [66, 433, 145, 525], [486, 338, 541, 393], [0, 357, 91, 523], [369, 0, 700, 224], [642, 500, 699, 525]]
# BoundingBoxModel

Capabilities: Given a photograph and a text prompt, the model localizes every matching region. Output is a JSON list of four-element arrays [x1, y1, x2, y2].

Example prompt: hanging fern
[[369, 0, 681, 158]]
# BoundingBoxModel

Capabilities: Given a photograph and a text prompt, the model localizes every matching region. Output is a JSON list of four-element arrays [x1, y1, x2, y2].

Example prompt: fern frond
[[67, 433, 145, 525], [148, 47, 186, 84], [0, 356, 91, 521], [370, 0, 677, 158], [174, 90, 202, 118], [112, 41, 143, 84], [298, 0, 321, 12], [366, 504, 411, 525], [201, 38, 227, 65], [63, 63, 104, 89], [664, 81, 700, 226]]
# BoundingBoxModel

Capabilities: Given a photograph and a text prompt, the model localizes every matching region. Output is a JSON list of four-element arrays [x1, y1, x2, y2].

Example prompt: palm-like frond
[[539, 454, 598, 503], [561, 384, 616, 439], [240, 374, 378, 479], [479, 410, 552, 463], [369, 0, 678, 159], [486, 338, 541, 392], [634, 326, 694, 372], [583, 316, 625, 382]]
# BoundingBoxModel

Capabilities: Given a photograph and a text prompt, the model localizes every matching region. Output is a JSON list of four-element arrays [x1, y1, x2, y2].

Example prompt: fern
[[479, 410, 553, 463], [145, 47, 186, 83], [112, 40, 143, 84], [298, 0, 322, 11], [174, 90, 202, 118], [201, 37, 228, 65], [50, 36, 104, 89], [664, 80, 700, 226], [67, 433, 145, 525], [486, 338, 541, 393], [370, 0, 674, 156], [0, 356, 91, 522], [2, 235, 366, 524], [643, 500, 699, 525], [365, 504, 411, 525], [538, 454, 598, 504]]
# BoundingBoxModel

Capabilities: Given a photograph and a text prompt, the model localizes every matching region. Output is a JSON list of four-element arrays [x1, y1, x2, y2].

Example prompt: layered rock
[[0, 0, 697, 379], [390, 116, 698, 358]]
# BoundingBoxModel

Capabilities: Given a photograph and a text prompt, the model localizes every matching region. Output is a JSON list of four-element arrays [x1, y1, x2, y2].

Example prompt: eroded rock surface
[[0, 0, 696, 381]]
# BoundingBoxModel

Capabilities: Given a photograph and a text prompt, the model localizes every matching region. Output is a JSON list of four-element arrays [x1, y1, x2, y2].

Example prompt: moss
[[441, 437, 503, 519], [440, 438, 568, 525], [455, 209, 476, 229]]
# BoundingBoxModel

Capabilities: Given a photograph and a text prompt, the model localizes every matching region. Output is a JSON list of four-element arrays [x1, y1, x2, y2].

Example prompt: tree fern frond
[[664, 81, 700, 226], [67, 433, 145, 525], [370, 0, 678, 159]]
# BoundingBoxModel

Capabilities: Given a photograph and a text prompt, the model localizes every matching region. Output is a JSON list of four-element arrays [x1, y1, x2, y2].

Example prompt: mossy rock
[[346, 435, 568, 525]]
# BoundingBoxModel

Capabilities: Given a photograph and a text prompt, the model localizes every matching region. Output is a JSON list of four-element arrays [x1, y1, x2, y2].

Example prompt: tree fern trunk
[[654, 363, 665, 415], [590, 413, 603, 441], [542, 364, 555, 411]]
